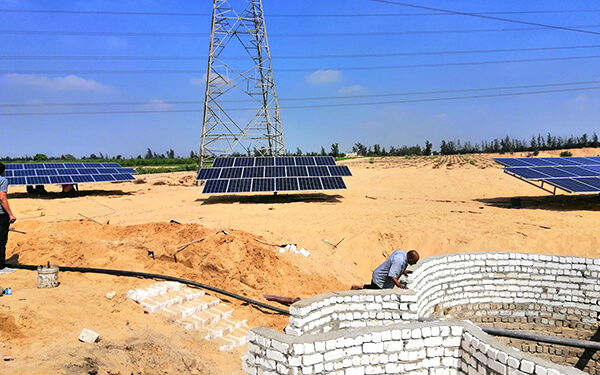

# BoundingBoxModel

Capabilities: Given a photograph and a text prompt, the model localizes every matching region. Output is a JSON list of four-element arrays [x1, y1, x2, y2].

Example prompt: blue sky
[[1, 0, 599, 158]]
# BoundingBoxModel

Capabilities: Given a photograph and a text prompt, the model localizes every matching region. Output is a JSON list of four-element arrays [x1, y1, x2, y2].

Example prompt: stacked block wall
[[411, 252, 600, 373], [244, 252, 599, 374], [285, 290, 418, 336], [245, 321, 581, 375]]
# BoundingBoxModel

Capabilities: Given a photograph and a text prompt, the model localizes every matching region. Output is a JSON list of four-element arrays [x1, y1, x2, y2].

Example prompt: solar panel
[[7, 177, 26, 185], [213, 158, 235, 168], [286, 166, 308, 177], [505, 168, 551, 180], [295, 157, 316, 166], [50, 175, 74, 184], [558, 166, 600, 177], [71, 175, 95, 183], [220, 168, 243, 179], [255, 157, 275, 166], [315, 156, 336, 166], [234, 157, 255, 167], [298, 177, 323, 190], [36, 169, 58, 176], [112, 174, 136, 181], [276, 177, 299, 191], [520, 158, 558, 167], [495, 157, 600, 194], [197, 168, 222, 180], [545, 178, 599, 193], [574, 177, 600, 190], [97, 168, 119, 174], [307, 166, 330, 177], [26, 176, 51, 185], [93, 174, 116, 182], [3, 163, 137, 186], [12, 170, 29, 177], [275, 157, 295, 166], [321, 176, 347, 190], [242, 167, 264, 178], [264, 166, 286, 178], [252, 178, 275, 192], [533, 167, 575, 178], [203, 179, 229, 194], [227, 179, 252, 193], [328, 165, 353, 176], [199, 156, 351, 194]]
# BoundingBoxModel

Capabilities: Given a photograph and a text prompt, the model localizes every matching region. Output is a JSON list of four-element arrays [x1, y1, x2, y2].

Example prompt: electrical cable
[[3, 44, 600, 60], [2, 79, 599, 108], [1, 8, 599, 17], [2, 85, 599, 116], [2, 55, 599, 75], [1, 25, 599, 38], [369, 0, 600, 36], [8, 263, 290, 315]]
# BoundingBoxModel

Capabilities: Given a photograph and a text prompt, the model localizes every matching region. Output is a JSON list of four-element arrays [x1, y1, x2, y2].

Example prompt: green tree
[[330, 143, 340, 158], [34, 153, 48, 161], [166, 149, 175, 159], [424, 140, 432, 155], [61, 153, 76, 160]]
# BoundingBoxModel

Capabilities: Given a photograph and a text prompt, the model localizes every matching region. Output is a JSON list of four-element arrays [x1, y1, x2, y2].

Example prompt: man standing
[[351, 249, 420, 290], [0, 163, 17, 270]]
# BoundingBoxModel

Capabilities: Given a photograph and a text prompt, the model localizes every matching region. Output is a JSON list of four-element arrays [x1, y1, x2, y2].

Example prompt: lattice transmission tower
[[199, 0, 285, 165]]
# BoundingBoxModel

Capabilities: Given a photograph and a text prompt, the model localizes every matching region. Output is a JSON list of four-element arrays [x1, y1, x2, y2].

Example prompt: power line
[[3, 44, 600, 61], [369, 0, 600, 36], [1, 25, 599, 38], [2, 86, 599, 116], [1, 8, 599, 17], [2, 80, 599, 108], [3, 55, 599, 75]]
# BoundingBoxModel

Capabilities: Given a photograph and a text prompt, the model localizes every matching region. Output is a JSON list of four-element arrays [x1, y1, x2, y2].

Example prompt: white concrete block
[[78, 328, 100, 343]]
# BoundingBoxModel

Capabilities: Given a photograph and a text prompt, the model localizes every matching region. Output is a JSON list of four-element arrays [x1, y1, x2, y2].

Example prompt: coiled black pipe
[[9, 263, 290, 316]]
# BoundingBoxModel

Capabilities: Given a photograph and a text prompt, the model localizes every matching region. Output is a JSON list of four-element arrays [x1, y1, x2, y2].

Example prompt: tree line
[[2, 132, 598, 163]]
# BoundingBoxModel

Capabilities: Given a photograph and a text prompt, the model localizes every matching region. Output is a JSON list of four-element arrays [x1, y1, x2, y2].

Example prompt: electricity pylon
[[199, 0, 286, 166]]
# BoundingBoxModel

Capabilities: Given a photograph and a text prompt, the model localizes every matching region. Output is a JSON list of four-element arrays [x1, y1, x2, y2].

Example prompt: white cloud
[[2, 74, 113, 92], [338, 85, 367, 95], [307, 69, 342, 84], [190, 73, 229, 87], [140, 100, 173, 110], [105, 37, 128, 49]]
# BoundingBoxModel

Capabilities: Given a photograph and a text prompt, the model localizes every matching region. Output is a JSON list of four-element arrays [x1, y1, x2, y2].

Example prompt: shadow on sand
[[8, 189, 134, 200], [476, 194, 600, 212], [196, 193, 344, 205]]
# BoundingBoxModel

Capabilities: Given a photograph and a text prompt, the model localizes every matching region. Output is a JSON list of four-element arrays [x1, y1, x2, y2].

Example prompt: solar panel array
[[4, 162, 138, 186], [494, 157, 600, 193], [198, 156, 352, 194]]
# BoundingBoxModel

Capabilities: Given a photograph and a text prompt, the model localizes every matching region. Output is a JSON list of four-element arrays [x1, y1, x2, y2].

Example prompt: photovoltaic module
[[4, 162, 138, 186], [493, 156, 600, 193], [197, 156, 352, 194]]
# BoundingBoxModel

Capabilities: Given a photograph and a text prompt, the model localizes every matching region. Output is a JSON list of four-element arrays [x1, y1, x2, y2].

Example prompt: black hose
[[480, 325, 600, 350], [10, 263, 290, 316]]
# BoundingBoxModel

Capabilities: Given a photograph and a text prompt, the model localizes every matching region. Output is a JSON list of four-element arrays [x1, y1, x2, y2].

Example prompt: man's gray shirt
[[0, 176, 8, 215], [371, 250, 408, 289]]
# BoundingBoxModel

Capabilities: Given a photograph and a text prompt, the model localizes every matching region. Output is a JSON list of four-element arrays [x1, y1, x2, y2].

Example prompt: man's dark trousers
[[0, 213, 9, 269]]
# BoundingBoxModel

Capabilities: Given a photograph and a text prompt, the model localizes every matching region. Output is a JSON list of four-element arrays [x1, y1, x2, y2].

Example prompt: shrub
[[560, 151, 573, 157]]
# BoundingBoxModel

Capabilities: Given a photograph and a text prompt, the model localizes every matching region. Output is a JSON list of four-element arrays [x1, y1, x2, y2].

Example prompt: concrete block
[[520, 360, 535, 374], [363, 342, 384, 354], [78, 328, 100, 343], [302, 353, 323, 366]]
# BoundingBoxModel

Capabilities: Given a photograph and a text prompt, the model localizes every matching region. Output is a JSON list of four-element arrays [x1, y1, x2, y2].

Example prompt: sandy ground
[[1, 149, 600, 374]]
